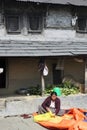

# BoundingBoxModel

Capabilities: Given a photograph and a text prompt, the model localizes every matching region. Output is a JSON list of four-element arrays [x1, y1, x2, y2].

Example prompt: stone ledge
[[0, 94, 87, 117]]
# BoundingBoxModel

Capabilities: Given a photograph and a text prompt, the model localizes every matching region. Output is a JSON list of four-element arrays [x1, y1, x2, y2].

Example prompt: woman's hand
[[46, 107, 51, 112]]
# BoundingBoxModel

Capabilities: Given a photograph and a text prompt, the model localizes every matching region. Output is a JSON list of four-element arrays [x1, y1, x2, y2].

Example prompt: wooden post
[[85, 59, 87, 93], [41, 73, 45, 96], [38, 57, 46, 96]]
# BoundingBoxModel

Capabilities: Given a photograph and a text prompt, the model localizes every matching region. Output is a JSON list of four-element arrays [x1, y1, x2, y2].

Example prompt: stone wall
[[46, 5, 72, 29]]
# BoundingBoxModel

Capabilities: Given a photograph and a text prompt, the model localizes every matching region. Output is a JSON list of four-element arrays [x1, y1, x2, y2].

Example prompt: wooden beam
[[85, 59, 87, 93], [41, 73, 45, 96]]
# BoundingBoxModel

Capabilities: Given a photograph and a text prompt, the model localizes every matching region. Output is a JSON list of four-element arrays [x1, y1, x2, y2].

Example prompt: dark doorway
[[0, 59, 6, 88], [52, 64, 63, 85]]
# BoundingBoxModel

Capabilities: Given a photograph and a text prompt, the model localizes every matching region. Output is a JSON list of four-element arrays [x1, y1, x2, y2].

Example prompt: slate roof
[[17, 0, 87, 6], [0, 40, 87, 57]]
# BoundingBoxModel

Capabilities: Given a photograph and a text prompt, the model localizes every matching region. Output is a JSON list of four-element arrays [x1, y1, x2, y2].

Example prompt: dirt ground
[[0, 115, 47, 130]]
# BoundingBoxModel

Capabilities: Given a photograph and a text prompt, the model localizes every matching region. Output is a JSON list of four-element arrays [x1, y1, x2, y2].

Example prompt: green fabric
[[53, 87, 61, 96]]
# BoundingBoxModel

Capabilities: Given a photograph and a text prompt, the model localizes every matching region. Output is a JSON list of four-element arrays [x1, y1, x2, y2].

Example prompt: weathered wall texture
[[46, 5, 72, 29], [64, 58, 85, 84]]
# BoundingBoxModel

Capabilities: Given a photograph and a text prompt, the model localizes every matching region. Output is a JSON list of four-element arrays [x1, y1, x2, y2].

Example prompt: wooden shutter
[[76, 17, 87, 33], [6, 15, 20, 33], [28, 13, 43, 32]]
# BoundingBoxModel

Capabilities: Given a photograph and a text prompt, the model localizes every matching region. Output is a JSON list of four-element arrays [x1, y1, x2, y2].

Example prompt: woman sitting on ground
[[38, 91, 60, 115]]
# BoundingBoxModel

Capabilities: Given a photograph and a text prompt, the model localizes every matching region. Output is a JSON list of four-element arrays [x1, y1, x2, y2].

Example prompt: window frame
[[5, 14, 21, 33], [76, 16, 87, 33], [27, 13, 44, 33]]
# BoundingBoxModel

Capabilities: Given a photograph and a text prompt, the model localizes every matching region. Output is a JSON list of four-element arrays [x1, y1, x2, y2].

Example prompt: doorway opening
[[0, 59, 6, 88]]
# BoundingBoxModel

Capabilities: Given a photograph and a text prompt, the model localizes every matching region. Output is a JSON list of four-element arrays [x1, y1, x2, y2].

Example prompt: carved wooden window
[[28, 13, 43, 33], [76, 16, 87, 33], [6, 15, 21, 33]]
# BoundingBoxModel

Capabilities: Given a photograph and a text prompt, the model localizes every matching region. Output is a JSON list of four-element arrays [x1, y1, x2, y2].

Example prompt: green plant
[[44, 81, 80, 96], [59, 81, 80, 96], [28, 84, 41, 95], [44, 84, 54, 94]]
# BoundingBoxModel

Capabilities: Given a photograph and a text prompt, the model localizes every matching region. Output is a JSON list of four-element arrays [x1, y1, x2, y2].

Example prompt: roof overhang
[[16, 0, 87, 6], [0, 40, 87, 57]]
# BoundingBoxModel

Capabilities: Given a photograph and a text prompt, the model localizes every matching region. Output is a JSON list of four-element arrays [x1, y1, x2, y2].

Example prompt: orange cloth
[[33, 108, 87, 130]]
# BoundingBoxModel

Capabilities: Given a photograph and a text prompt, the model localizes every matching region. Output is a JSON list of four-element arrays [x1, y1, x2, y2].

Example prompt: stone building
[[0, 0, 87, 95]]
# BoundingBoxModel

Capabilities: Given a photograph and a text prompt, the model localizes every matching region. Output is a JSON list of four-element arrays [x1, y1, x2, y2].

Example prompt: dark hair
[[51, 91, 57, 96]]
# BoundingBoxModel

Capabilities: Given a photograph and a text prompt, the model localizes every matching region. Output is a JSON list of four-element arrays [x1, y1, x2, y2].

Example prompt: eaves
[[16, 0, 87, 6]]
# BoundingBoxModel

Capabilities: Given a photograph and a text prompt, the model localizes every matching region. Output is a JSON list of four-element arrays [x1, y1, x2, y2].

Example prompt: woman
[[38, 91, 60, 115]]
